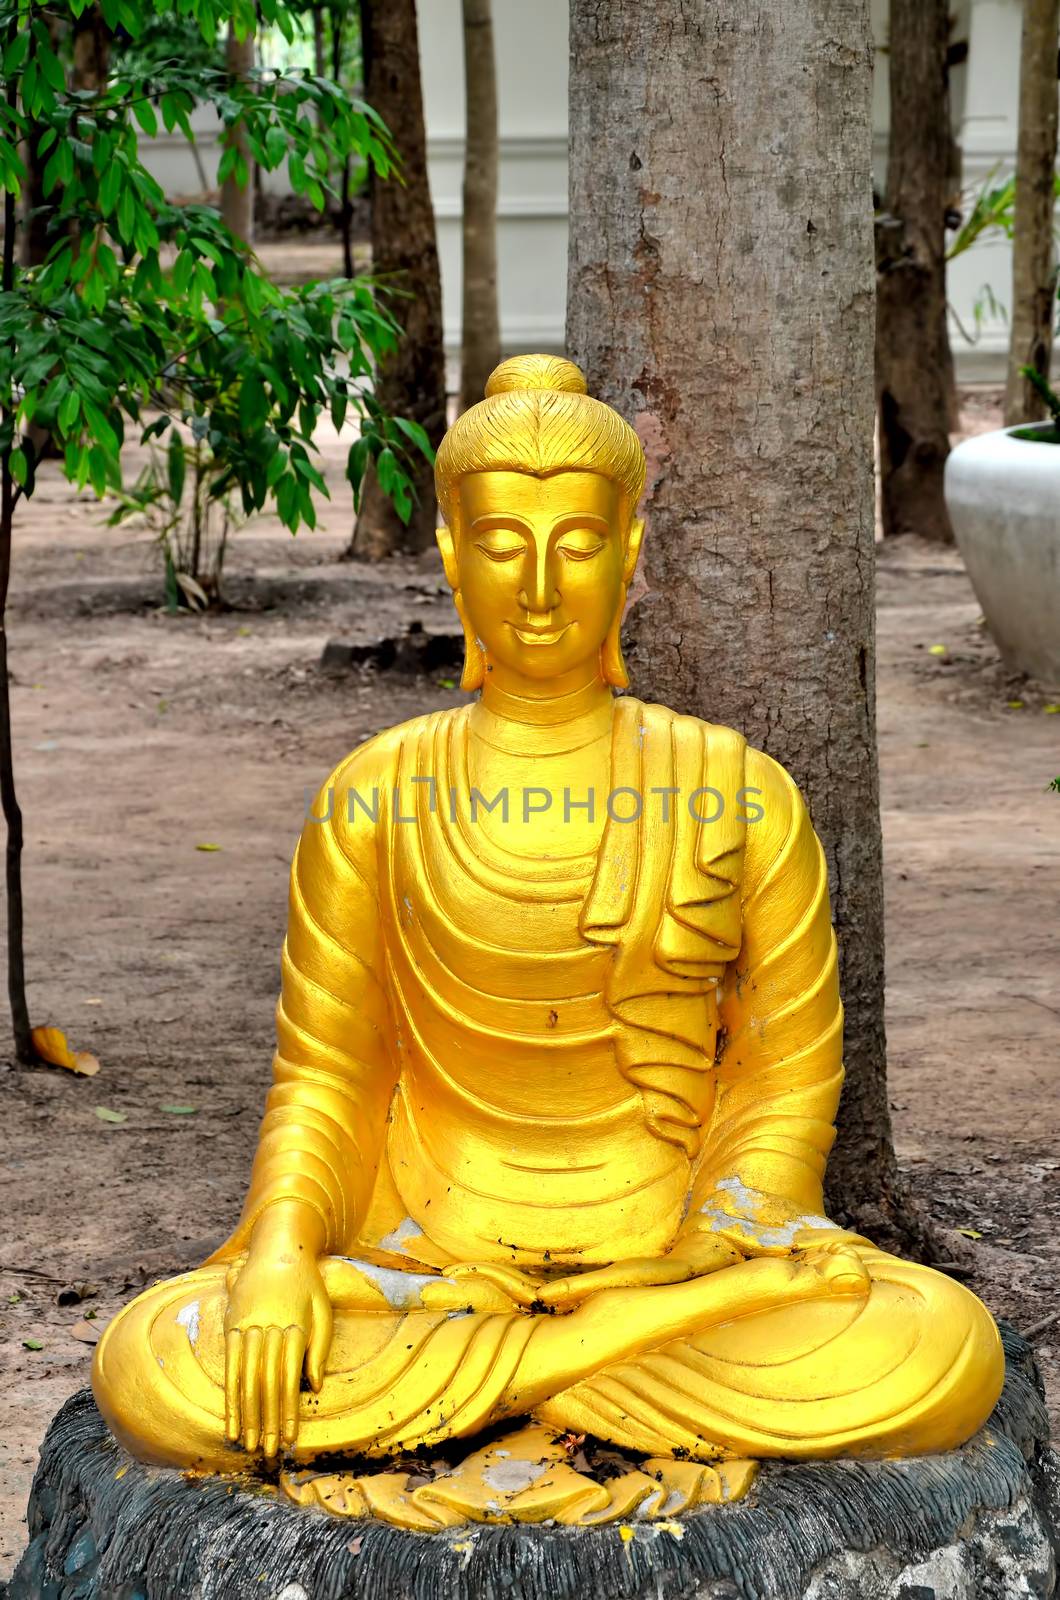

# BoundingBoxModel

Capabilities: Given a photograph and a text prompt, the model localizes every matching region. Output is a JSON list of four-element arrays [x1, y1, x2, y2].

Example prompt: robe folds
[[93, 700, 1004, 1470]]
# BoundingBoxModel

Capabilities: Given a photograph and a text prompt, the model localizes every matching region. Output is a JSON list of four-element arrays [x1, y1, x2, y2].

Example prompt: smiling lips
[[511, 622, 572, 646]]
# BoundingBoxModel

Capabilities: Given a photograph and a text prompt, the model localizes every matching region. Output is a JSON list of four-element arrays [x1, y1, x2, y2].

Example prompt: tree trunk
[[331, 8, 355, 280], [876, 0, 953, 542], [458, 0, 500, 414], [1004, 0, 1060, 425], [568, 0, 921, 1250], [20, 11, 64, 268], [71, 3, 110, 91], [1, 70, 37, 1065], [221, 23, 255, 245], [349, 0, 446, 559], [313, 4, 327, 83]]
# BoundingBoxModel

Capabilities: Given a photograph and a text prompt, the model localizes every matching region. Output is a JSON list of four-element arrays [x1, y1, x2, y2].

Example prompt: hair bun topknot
[[484, 354, 588, 399]]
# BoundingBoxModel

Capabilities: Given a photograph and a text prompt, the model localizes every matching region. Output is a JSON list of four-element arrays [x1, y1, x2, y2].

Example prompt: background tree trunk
[[331, 6, 356, 280], [221, 23, 255, 245], [1004, 0, 1060, 425], [1, 63, 37, 1064], [20, 11, 64, 268], [568, 0, 921, 1249], [458, 0, 500, 414], [876, 0, 953, 542], [350, 0, 446, 559], [70, 2, 110, 91]]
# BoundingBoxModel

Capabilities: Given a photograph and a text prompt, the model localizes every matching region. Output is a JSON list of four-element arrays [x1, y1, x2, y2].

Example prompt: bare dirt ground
[[0, 391, 1057, 1576]]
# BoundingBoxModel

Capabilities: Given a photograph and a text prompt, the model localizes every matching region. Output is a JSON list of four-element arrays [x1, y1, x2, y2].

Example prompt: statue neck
[[471, 670, 615, 756]]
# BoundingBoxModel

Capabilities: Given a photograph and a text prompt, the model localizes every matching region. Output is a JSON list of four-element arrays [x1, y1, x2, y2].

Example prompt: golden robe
[[94, 700, 1003, 1472]]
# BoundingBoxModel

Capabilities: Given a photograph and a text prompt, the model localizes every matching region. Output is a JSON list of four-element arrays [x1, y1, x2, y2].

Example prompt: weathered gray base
[[8, 1327, 1059, 1600]]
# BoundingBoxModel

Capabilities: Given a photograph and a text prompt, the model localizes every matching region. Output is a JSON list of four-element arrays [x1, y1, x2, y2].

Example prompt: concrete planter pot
[[944, 423, 1060, 687]]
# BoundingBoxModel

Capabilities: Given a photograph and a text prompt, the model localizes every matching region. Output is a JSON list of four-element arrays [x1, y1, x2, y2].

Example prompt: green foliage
[[0, 0, 433, 595], [944, 166, 1060, 350], [945, 169, 1020, 263], [1017, 365, 1060, 435]]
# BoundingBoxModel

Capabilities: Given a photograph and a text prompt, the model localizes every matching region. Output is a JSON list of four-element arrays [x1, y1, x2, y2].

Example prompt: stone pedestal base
[[8, 1328, 1058, 1600]]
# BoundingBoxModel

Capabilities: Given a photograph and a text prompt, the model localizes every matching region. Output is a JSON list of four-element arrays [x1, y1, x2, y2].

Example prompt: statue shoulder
[[624, 697, 749, 782], [313, 708, 455, 804], [741, 744, 821, 894]]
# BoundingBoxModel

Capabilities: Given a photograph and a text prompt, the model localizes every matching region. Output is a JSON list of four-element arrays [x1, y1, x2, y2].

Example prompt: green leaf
[[167, 433, 185, 507], [116, 185, 136, 244], [38, 40, 66, 93], [392, 416, 436, 462], [99, 163, 122, 216], [94, 1107, 127, 1124], [23, 1338, 44, 1351], [238, 373, 268, 433], [133, 101, 159, 137], [83, 401, 118, 457], [161, 1104, 197, 1115], [9, 448, 27, 488], [58, 391, 81, 435]]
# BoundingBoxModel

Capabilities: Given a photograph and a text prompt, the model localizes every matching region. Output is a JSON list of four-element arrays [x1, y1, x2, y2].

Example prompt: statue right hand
[[223, 1202, 332, 1458]]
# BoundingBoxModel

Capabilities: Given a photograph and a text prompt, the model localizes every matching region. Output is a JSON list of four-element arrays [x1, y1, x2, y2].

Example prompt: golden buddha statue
[[93, 355, 1004, 1531]]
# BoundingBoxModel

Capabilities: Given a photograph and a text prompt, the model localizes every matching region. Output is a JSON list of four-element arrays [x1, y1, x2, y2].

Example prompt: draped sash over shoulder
[[214, 700, 765, 1267]]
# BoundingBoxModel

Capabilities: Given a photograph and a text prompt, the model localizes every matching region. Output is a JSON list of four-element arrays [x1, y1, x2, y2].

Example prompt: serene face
[[443, 470, 637, 685]]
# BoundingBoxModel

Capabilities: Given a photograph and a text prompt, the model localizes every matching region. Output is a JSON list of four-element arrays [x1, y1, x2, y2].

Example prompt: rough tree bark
[[1004, 0, 1060, 425], [876, 0, 953, 542], [458, 0, 500, 414], [568, 0, 921, 1248], [349, 0, 446, 558], [221, 23, 255, 245]]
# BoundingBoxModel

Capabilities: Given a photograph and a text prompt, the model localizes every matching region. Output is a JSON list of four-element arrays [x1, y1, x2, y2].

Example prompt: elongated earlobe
[[455, 591, 487, 691], [602, 517, 643, 689], [437, 522, 485, 691], [601, 593, 630, 689]]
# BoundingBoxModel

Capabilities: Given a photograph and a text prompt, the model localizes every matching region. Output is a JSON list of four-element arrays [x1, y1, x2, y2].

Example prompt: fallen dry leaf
[[70, 1319, 100, 1345], [31, 1025, 100, 1078]]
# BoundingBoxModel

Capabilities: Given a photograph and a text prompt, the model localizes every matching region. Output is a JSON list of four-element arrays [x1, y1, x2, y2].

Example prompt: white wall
[[136, 0, 1051, 382], [418, 0, 568, 357]]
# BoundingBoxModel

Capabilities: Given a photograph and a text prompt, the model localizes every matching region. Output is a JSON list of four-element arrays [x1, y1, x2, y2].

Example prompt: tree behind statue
[[566, 0, 930, 1252]]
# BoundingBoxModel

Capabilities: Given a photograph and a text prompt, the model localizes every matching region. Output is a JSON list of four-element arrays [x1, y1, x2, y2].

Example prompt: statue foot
[[280, 1425, 759, 1531]]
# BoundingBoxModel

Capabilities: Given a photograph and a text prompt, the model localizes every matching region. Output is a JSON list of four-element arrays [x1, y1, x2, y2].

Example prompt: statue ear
[[623, 517, 645, 583], [435, 523, 459, 590], [436, 523, 485, 690]]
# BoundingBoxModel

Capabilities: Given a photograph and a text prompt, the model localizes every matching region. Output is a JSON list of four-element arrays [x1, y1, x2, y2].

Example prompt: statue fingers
[[260, 1326, 284, 1458], [241, 1325, 264, 1453], [306, 1291, 332, 1393], [448, 1263, 540, 1306], [803, 1245, 871, 1296], [223, 1253, 249, 1296], [224, 1328, 242, 1443], [281, 1327, 307, 1447]]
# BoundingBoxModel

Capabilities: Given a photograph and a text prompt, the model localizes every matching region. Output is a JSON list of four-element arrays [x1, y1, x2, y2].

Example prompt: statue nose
[[518, 565, 560, 614]]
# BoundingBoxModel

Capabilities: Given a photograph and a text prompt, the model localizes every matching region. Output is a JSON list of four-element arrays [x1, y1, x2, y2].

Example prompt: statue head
[[435, 355, 647, 692]]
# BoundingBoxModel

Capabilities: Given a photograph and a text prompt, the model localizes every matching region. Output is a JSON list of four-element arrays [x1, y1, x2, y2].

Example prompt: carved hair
[[435, 354, 646, 531]]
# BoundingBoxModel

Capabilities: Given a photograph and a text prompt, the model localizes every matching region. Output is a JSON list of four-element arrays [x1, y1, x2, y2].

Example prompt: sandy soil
[[0, 394, 1057, 1576]]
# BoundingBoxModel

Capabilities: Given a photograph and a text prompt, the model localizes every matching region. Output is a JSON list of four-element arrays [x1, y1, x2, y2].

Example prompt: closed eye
[[558, 541, 605, 562], [474, 539, 526, 562]]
